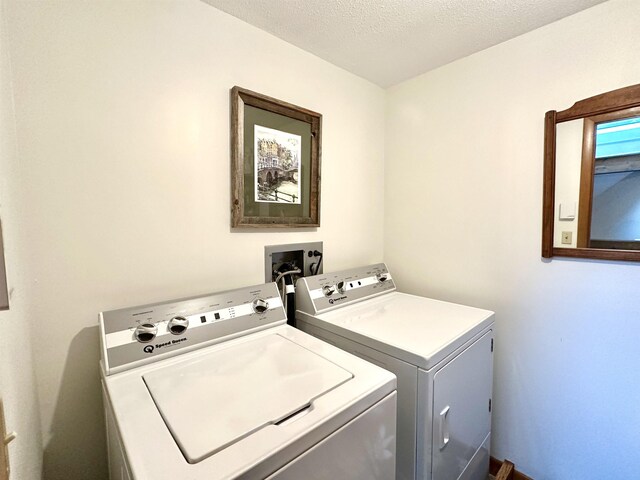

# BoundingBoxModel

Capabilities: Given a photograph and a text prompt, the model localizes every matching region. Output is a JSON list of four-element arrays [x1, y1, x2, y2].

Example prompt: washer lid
[[143, 333, 352, 464], [309, 292, 494, 369]]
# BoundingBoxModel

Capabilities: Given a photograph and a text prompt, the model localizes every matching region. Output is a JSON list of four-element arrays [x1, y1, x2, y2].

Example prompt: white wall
[[0, 1, 43, 478], [385, 1, 640, 478], [4, 1, 385, 478]]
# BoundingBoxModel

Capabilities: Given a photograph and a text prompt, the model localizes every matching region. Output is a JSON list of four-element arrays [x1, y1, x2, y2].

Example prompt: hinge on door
[[491, 338, 494, 352], [489, 399, 492, 412]]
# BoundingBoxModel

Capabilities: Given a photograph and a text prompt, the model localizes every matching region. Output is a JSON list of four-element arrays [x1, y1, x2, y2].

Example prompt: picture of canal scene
[[254, 125, 301, 204]]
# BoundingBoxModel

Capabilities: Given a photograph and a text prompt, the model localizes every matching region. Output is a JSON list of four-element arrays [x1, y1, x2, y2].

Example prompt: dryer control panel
[[296, 263, 396, 315], [99, 283, 286, 375]]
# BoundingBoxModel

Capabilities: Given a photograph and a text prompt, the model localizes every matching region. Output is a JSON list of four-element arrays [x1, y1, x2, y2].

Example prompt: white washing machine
[[100, 282, 397, 480], [296, 264, 494, 480]]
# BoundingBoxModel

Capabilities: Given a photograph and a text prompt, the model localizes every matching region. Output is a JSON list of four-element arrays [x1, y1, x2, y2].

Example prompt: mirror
[[542, 84, 640, 261]]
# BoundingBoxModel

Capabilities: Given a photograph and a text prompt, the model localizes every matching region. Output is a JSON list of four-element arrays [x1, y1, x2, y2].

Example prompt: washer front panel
[[100, 282, 286, 374]]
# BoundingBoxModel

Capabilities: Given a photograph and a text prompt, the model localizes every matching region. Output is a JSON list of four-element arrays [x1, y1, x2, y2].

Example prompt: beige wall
[[4, 1, 385, 478], [385, 1, 640, 478], [0, 1, 43, 478]]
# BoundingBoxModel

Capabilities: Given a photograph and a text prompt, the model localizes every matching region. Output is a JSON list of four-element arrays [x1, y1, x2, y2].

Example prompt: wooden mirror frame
[[542, 83, 640, 261]]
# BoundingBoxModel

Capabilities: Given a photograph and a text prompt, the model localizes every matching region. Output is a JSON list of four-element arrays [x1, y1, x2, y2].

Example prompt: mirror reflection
[[554, 119, 582, 248], [554, 110, 640, 250], [591, 116, 640, 248]]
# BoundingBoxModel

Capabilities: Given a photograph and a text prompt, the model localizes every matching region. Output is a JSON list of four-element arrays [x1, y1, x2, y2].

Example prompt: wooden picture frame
[[230, 87, 322, 228]]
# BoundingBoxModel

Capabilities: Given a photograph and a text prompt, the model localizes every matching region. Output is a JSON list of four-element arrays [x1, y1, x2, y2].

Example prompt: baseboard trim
[[490, 456, 534, 480]]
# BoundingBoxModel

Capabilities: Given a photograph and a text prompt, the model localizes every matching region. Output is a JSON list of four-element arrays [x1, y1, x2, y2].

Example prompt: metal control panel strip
[[100, 283, 286, 375], [296, 263, 396, 315]]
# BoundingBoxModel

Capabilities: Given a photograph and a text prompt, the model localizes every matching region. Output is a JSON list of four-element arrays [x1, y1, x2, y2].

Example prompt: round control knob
[[323, 285, 336, 297], [252, 298, 269, 314], [134, 323, 157, 343], [336, 281, 346, 294], [376, 272, 389, 283], [168, 316, 188, 335]]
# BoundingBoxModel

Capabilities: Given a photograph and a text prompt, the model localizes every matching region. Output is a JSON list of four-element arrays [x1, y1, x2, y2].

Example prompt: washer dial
[[323, 285, 336, 297], [376, 272, 389, 283], [168, 316, 188, 335], [134, 323, 157, 343], [252, 298, 269, 314]]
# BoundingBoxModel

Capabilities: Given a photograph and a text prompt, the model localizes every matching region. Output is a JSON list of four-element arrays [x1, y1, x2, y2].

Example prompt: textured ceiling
[[202, 0, 607, 87]]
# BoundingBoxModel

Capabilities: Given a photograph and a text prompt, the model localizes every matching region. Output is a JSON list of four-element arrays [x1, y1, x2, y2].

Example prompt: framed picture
[[231, 86, 322, 227]]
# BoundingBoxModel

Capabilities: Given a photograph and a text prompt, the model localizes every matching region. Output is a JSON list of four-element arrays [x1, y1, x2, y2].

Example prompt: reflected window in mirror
[[583, 112, 640, 249]]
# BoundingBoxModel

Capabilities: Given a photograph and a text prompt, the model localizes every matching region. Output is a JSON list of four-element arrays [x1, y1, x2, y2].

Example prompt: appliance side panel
[[417, 366, 435, 480], [265, 392, 397, 480], [297, 321, 417, 480], [102, 382, 132, 480], [295, 278, 317, 315], [430, 330, 493, 480]]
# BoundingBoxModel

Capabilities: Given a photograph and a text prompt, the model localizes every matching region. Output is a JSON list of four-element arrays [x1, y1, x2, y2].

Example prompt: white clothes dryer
[[296, 264, 494, 480], [100, 282, 397, 480]]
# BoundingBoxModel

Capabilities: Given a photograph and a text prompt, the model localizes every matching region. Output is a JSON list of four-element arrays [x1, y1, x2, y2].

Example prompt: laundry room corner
[[383, 1, 640, 478], [4, 0, 640, 479], [2, 1, 386, 478]]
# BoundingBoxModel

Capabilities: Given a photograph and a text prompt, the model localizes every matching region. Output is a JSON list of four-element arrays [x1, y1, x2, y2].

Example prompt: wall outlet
[[561, 231, 573, 244]]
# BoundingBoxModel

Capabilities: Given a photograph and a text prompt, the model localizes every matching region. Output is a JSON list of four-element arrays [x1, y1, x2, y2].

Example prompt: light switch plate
[[559, 202, 576, 221]]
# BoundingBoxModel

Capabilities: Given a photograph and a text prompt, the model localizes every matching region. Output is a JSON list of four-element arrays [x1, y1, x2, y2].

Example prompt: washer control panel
[[296, 263, 396, 314], [100, 283, 285, 375]]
